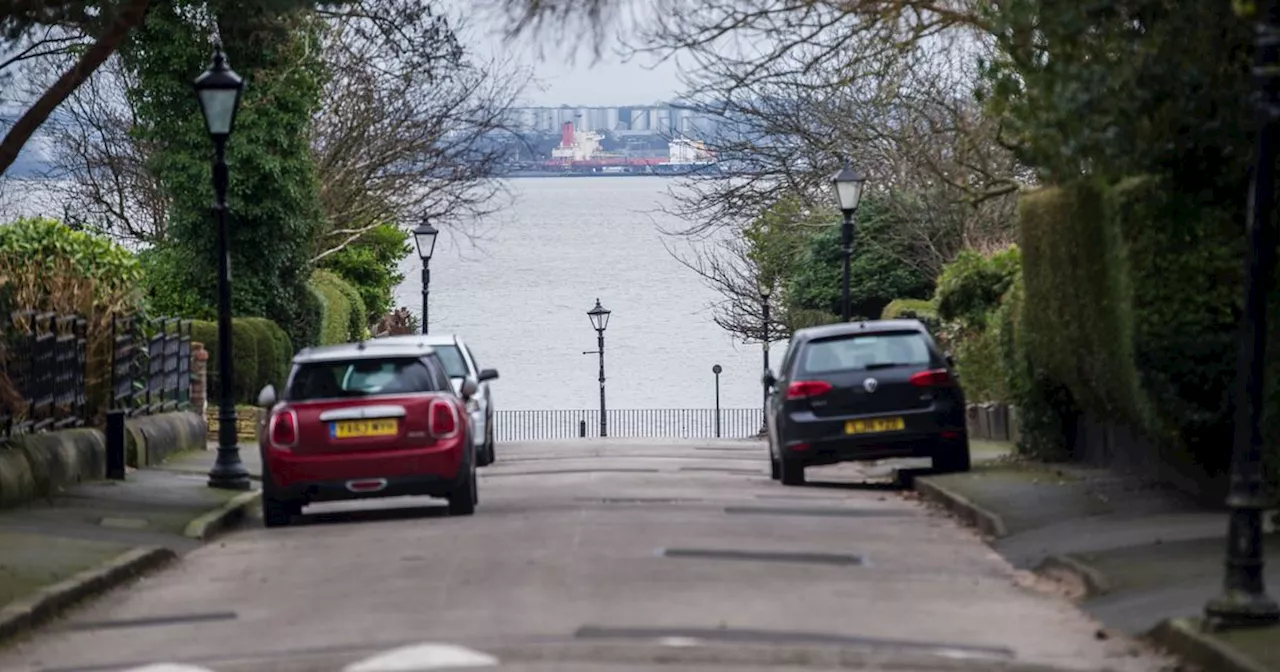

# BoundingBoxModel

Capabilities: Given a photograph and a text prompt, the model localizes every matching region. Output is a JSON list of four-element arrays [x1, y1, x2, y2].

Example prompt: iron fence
[[110, 316, 192, 416], [0, 311, 88, 437], [494, 408, 762, 442]]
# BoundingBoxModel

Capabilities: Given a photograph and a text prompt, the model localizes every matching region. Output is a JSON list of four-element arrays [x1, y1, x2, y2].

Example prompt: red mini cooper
[[254, 339, 479, 527]]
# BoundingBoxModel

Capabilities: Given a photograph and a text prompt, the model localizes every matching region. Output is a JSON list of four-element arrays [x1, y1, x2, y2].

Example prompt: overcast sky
[[458, 4, 686, 107]]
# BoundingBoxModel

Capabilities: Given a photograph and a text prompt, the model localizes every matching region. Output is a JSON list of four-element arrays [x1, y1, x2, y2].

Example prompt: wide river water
[[392, 176, 788, 412]]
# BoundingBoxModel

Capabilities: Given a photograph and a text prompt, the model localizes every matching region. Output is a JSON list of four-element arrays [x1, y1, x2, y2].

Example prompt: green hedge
[[310, 269, 367, 345], [1006, 178, 1277, 490], [191, 316, 293, 404]]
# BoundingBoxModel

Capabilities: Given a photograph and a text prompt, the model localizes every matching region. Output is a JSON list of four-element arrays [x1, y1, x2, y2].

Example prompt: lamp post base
[[1204, 592, 1280, 631], [208, 448, 252, 491]]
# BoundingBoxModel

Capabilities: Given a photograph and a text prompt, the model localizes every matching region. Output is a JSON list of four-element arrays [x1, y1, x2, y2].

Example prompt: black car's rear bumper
[[779, 409, 966, 467]]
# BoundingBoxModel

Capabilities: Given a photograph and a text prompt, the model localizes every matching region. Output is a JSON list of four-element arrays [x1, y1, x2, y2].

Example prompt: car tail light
[[428, 399, 459, 439], [910, 369, 953, 387], [786, 381, 833, 400], [269, 409, 298, 448]]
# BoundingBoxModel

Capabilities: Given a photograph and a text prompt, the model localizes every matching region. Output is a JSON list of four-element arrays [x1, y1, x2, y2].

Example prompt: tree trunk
[[0, 0, 152, 179]]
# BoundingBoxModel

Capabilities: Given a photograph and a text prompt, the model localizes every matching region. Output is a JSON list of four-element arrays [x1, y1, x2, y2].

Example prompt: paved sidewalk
[[910, 443, 1280, 672], [0, 449, 261, 643]]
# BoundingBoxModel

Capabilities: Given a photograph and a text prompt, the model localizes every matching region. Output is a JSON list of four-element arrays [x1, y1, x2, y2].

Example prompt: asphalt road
[[0, 439, 1176, 672]]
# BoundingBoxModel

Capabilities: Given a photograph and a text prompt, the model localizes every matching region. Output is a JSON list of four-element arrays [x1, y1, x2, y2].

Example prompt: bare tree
[[35, 54, 168, 244], [310, 0, 531, 262], [0, 0, 152, 178]]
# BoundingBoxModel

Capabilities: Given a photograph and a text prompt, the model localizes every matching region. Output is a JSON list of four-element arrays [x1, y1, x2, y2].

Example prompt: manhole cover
[[661, 548, 863, 566]]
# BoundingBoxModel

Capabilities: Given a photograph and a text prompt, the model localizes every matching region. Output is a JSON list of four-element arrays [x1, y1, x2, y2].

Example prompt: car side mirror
[[460, 377, 479, 399], [762, 371, 776, 389], [477, 368, 499, 383], [256, 384, 277, 408]]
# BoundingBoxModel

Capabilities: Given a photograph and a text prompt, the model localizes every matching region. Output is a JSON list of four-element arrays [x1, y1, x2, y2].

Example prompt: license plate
[[845, 417, 905, 435], [331, 419, 399, 439]]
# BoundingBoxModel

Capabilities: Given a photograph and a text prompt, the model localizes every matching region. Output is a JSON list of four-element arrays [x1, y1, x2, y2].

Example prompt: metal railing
[[0, 311, 88, 437], [110, 316, 192, 416], [494, 408, 762, 442]]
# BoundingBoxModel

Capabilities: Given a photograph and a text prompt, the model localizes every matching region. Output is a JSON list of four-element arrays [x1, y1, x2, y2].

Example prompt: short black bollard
[[106, 410, 126, 480], [579, 419, 587, 438]]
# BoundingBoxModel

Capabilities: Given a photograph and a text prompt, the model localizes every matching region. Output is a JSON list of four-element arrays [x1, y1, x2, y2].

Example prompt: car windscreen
[[433, 344, 469, 378], [285, 357, 442, 401], [799, 331, 932, 375]]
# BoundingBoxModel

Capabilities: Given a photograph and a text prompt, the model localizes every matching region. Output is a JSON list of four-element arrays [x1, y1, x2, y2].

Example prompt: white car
[[366, 334, 500, 466]]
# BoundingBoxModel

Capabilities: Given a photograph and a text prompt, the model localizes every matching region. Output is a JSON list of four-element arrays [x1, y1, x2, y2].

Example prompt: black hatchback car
[[763, 319, 970, 485]]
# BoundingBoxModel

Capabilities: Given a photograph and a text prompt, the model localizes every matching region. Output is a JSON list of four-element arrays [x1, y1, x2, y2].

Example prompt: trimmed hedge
[[190, 316, 293, 404], [1006, 177, 1276, 490], [242, 317, 292, 389], [310, 269, 367, 344]]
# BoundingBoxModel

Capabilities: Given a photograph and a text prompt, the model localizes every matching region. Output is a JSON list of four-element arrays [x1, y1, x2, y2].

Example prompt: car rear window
[[799, 331, 932, 374], [285, 357, 442, 401]]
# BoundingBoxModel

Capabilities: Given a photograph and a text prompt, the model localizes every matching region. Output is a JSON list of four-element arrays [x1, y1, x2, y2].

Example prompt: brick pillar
[[191, 342, 208, 418]]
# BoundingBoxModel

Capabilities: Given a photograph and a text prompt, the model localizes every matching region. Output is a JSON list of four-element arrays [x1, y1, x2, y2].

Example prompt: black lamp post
[[831, 164, 867, 323], [585, 299, 611, 437], [195, 44, 250, 491], [760, 283, 772, 432], [1204, 0, 1280, 631], [412, 222, 439, 335], [712, 364, 722, 438]]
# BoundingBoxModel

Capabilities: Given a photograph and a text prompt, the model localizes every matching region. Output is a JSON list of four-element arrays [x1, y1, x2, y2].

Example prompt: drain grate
[[572, 625, 1015, 659], [62, 611, 237, 631], [723, 506, 908, 518], [661, 547, 863, 566]]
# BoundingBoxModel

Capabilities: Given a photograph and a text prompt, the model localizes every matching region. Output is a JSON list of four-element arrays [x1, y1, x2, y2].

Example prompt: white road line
[[120, 665, 218, 672], [343, 643, 500, 672]]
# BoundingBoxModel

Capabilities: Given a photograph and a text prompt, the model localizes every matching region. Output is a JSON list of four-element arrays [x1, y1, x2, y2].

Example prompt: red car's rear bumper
[[264, 442, 465, 502]]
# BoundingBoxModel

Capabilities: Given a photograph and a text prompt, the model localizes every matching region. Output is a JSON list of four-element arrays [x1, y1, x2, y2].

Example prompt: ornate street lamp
[[760, 283, 773, 432], [831, 164, 867, 323], [712, 364, 723, 438], [1204, 0, 1280, 631], [584, 299, 611, 437], [195, 43, 250, 492], [413, 221, 439, 335]]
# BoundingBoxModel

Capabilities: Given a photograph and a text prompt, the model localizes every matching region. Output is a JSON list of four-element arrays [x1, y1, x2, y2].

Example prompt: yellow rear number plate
[[845, 417, 905, 435], [331, 419, 399, 439]]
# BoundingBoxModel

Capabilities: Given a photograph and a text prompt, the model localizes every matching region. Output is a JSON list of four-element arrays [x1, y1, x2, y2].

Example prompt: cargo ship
[[500, 123, 722, 177]]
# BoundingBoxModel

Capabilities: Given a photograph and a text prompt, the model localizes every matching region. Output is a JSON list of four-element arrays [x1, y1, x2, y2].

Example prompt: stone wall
[[0, 411, 206, 509]]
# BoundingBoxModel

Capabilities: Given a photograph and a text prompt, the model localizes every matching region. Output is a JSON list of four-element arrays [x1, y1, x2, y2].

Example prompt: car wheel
[[779, 456, 806, 486], [260, 461, 301, 528], [769, 455, 781, 480], [478, 415, 496, 467], [448, 448, 478, 516], [932, 440, 972, 474]]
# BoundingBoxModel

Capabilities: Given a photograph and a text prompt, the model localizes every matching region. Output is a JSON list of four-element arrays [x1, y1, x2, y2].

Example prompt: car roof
[[293, 340, 438, 364], [791, 319, 928, 344], [364, 334, 461, 348]]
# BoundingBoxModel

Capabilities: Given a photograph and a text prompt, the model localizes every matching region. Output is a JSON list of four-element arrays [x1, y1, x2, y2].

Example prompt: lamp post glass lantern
[[587, 299, 611, 437], [413, 222, 438, 335], [1204, 0, 1280, 630], [195, 44, 250, 491], [831, 164, 867, 323]]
